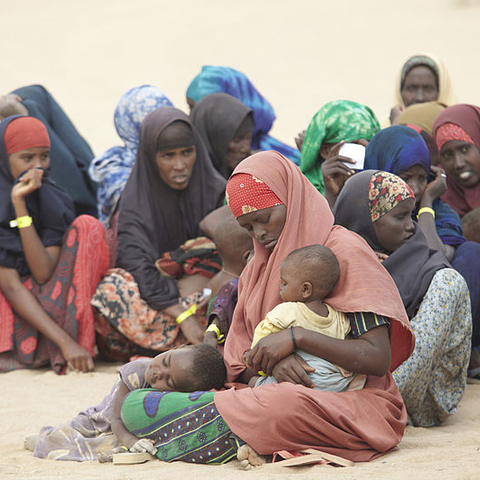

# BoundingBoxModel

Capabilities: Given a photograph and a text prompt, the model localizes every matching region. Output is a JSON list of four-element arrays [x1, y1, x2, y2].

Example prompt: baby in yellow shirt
[[249, 244, 364, 391]]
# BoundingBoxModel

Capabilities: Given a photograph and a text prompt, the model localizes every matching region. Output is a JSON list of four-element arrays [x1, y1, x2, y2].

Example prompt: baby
[[248, 244, 364, 391], [26, 344, 226, 462]]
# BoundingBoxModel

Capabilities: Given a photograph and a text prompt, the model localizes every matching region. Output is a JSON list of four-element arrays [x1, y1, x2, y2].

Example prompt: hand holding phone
[[339, 143, 365, 170]]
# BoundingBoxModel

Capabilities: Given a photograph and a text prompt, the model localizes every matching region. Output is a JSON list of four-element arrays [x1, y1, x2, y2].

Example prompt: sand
[[2, 0, 480, 478], [0, 365, 479, 479]]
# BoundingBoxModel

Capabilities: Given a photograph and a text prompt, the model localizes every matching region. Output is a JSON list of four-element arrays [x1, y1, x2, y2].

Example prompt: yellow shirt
[[251, 302, 350, 348]]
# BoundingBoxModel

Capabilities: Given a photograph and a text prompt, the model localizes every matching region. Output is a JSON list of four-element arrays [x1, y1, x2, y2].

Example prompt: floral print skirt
[[91, 268, 202, 361], [393, 268, 472, 427]]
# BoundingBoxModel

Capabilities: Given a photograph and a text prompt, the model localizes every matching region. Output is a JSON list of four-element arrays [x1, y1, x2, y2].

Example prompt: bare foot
[[24, 434, 38, 452], [237, 444, 266, 470]]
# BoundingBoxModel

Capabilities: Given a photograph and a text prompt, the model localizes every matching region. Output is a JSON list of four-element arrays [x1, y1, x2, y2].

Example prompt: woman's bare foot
[[237, 444, 266, 470], [24, 434, 38, 451]]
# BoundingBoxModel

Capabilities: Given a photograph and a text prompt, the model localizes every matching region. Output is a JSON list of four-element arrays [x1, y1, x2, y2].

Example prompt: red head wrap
[[435, 122, 474, 152], [4, 117, 50, 154], [226, 172, 283, 218]]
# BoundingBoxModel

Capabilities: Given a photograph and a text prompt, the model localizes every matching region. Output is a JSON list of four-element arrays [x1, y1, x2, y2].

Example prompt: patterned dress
[[0, 216, 109, 374], [393, 269, 471, 426], [122, 389, 238, 464]]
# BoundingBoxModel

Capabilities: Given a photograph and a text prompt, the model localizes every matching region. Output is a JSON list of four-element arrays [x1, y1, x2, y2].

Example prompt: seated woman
[[397, 101, 446, 165], [120, 151, 415, 466], [186, 65, 301, 164], [364, 126, 480, 373], [299, 100, 380, 206], [433, 103, 480, 218], [0, 85, 97, 216], [91, 107, 226, 361], [0, 116, 109, 373], [190, 93, 254, 178], [389, 53, 457, 126], [88, 85, 173, 228], [334, 170, 471, 426]]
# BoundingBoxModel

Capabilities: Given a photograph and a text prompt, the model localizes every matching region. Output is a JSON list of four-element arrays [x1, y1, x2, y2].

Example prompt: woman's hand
[[243, 329, 295, 375], [11, 168, 44, 204], [179, 314, 205, 344], [375, 252, 389, 263], [321, 141, 356, 206], [0, 94, 28, 120], [295, 130, 306, 151], [60, 339, 94, 372], [390, 105, 404, 125], [421, 166, 447, 206], [271, 354, 315, 388]]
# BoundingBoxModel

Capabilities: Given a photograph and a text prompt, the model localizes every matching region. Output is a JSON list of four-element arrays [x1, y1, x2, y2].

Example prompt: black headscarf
[[116, 107, 226, 310], [13, 85, 97, 215], [333, 170, 449, 318], [0, 115, 75, 276], [190, 92, 253, 177]]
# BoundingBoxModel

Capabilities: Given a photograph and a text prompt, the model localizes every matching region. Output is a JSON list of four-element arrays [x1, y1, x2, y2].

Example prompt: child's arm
[[110, 379, 157, 455], [244, 325, 390, 385], [0, 265, 94, 372], [11, 169, 61, 284]]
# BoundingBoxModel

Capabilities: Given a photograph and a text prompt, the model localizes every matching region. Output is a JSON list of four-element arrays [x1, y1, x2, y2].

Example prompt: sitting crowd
[[1, 53, 480, 468]]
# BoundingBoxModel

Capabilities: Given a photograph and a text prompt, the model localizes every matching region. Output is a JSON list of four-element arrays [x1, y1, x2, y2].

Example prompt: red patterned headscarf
[[369, 171, 415, 222], [4, 116, 50, 154], [226, 172, 283, 218], [435, 122, 474, 152]]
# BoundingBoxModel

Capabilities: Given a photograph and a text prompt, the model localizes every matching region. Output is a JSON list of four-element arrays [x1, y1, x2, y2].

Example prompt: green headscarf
[[300, 100, 380, 193]]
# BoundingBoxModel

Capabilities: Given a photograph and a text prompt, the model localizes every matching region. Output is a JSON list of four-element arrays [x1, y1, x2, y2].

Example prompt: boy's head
[[462, 207, 480, 244], [214, 211, 253, 276], [280, 244, 340, 303], [145, 344, 226, 392]]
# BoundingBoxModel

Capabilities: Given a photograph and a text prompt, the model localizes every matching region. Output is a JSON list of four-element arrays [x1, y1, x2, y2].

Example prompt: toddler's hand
[[130, 438, 157, 455]]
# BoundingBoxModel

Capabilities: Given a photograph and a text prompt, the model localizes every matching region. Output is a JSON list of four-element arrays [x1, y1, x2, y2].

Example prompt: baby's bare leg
[[237, 444, 266, 470]]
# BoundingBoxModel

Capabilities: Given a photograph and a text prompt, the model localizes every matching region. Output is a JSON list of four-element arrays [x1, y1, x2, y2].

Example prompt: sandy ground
[[2, 0, 480, 478], [1, 365, 479, 480]]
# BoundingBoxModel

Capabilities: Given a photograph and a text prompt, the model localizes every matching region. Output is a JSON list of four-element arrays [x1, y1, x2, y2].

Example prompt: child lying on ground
[[25, 344, 226, 461], [246, 245, 365, 391]]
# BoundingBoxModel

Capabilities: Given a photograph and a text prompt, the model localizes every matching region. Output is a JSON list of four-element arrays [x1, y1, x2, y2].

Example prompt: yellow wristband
[[417, 207, 435, 220], [205, 324, 225, 344], [258, 370, 266, 376], [9, 215, 33, 229], [175, 304, 197, 325]]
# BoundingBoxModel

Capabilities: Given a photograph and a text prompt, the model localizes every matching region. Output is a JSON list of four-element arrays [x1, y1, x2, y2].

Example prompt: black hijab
[[190, 92, 253, 177], [333, 170, 449, 318], [0, 115, 75, 276], [116, 107, 226, 310]]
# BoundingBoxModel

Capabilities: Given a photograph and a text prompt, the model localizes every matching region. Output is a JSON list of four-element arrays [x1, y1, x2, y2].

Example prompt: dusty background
[[1, 0, 480, 478], [2, 0, 480, 156]]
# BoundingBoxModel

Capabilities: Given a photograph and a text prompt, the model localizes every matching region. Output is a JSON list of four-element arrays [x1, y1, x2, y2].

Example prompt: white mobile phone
[[339, 143, 365, 170]]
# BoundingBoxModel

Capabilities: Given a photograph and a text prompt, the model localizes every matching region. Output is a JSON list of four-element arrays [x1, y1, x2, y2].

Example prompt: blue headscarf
[[364, 126, 465, 246], [88, 85, 173, 228], [186, 66, 300, 164]]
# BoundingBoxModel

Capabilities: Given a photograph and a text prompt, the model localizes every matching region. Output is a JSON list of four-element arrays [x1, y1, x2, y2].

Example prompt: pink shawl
[[223, 151, 414, 382]]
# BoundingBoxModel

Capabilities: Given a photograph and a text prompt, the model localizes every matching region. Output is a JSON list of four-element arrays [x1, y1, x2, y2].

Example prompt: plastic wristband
[[175, 304, 197, 325], [417, 207, 435, 220], [10, 215, 33, 229], [205, 324, 225, 344]]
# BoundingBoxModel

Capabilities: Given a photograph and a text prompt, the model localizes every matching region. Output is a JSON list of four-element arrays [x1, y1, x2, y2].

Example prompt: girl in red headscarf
[[0, 116, 109, 374]]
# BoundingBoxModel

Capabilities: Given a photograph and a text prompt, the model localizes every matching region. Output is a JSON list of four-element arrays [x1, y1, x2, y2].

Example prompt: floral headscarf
[[369, 171, 415, 222], [89, 85, 173, 227]]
